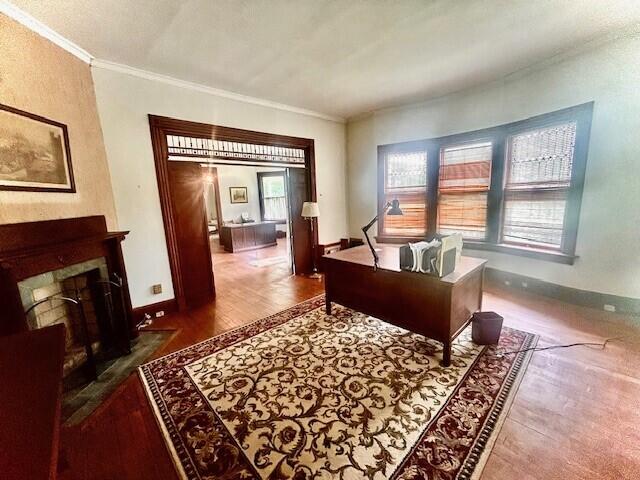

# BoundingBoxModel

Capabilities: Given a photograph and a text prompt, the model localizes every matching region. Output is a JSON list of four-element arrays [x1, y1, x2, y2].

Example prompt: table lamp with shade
[[301, 201, 321, 279], [362, 199, 403, 271]]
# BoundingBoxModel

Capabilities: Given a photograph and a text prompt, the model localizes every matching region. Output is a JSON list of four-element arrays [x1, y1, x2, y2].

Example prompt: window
[[502, 123, 576, 249], [376, 103, 592, 263], [258, 172, 287, 221], [380, 150, 427, 237], [437, 141, 492, 239]]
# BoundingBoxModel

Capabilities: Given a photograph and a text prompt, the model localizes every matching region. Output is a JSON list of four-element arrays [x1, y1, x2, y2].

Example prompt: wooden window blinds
[[381, 151, 427, 237], [437, 141, 492, 239], [502, 122, 577, 249]]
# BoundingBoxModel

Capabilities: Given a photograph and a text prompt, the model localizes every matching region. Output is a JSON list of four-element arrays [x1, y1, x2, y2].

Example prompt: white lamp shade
[[301, 201, 320, 218]]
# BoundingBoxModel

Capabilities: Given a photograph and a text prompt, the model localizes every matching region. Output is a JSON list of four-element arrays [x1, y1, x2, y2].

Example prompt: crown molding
[[91, 59, 345, 124], [0, 0, 93, 63], [1, 1, 343, 123]]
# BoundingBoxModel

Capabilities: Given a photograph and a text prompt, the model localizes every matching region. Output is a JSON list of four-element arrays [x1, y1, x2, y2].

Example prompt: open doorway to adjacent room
[[203, 164, 293, 286], [149, 115, 317, 310]]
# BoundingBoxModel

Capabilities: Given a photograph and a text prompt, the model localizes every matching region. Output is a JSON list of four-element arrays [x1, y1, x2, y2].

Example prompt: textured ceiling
[[10, 0, 640, 119]]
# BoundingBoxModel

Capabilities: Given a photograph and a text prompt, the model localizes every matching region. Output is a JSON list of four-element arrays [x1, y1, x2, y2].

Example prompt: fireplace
[[17, 258, 120, 377], [0, 217, 134, 372]]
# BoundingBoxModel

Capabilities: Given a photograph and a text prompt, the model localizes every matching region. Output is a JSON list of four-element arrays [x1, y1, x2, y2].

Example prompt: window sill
[[374, 235, 424, 244], [463, 241, 577, 265], [374, 236, 577, 265]]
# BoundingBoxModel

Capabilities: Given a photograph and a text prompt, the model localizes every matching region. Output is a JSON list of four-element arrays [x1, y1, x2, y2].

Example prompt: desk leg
[[325, 298, 332, 315], [441, 341, 452, 367]]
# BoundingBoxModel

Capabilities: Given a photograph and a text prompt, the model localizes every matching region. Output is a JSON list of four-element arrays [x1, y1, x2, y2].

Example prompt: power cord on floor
[[491, 336, 623, 358]]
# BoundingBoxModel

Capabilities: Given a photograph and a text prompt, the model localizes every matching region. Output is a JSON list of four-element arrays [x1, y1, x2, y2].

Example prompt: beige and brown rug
[[139, 295, 536, 480]]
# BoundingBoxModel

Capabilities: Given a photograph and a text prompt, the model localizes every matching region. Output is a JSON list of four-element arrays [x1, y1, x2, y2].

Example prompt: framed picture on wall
[[0, 103, 75, 193], [229, 186, 248, 203]]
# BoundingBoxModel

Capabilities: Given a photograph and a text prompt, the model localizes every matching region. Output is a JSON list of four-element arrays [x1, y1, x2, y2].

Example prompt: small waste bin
[[471, 311, 503, 345]]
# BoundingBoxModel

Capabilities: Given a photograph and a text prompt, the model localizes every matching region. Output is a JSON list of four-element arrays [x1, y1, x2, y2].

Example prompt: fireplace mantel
[[0, 216, 134, 336]]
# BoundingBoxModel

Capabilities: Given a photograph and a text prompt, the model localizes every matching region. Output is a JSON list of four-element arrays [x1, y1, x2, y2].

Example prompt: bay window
[[376, 103, 593, 264]]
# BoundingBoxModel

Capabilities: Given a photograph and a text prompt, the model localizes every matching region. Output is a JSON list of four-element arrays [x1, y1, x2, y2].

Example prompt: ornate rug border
[[138, 296, 538, 480], [139, 368, 190, 480], [465, 332, 538, 480]]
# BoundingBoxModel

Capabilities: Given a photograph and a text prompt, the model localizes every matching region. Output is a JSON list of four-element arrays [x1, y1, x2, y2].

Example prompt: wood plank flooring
[[58, 253, 640, 479]]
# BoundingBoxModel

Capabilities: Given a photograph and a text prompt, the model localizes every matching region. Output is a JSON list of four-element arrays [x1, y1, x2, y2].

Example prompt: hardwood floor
[[58, 261, 640, 479]]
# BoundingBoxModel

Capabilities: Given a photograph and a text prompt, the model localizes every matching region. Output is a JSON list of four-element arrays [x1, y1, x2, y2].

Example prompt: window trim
[[375, 102, 594, 264]]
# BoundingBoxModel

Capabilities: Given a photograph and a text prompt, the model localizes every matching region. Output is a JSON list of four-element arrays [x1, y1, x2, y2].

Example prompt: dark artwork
[[0, 104, 75, 192]]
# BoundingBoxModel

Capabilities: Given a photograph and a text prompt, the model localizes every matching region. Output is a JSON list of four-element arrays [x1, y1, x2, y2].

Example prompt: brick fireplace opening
[[18, 258, 115, 377]]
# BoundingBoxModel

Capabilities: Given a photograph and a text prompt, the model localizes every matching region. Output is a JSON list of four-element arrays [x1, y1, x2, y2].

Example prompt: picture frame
[[229, 186, 248, 203], [0, 103, 75, 193]]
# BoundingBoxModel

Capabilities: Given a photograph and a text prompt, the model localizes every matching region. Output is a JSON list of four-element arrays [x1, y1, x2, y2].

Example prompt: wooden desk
[[219, 221, 277, 253], [323, 245, 486, 366], [0, 324, 65, 480]]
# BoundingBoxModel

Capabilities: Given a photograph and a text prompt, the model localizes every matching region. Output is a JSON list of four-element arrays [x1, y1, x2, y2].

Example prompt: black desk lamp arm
[[362, 202, 391, 271]]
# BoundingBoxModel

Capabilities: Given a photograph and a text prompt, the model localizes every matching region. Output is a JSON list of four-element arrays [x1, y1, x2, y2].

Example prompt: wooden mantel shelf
[[0, 231, 129, 263]]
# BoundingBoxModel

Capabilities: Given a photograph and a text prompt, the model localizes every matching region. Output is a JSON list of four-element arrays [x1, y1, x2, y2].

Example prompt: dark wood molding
[[148, 115, 318, 311], [132, 298, 178, 326], [485, 267, 640, 315], [0, 102, 76, 193]]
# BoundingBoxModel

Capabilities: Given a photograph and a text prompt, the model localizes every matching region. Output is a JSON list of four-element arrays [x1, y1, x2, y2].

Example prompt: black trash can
[[471, 311, 503, 345]]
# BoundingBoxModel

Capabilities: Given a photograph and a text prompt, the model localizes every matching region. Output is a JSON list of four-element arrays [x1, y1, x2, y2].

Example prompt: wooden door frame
[[148, 114, 317, 311]]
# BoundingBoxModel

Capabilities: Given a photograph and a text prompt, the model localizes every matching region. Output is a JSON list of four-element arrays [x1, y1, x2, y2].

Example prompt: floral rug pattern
[[139, 295, 536, 480]]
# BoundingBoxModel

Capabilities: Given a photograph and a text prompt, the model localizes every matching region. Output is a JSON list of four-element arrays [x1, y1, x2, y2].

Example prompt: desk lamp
[[362, 199, 403, 271]]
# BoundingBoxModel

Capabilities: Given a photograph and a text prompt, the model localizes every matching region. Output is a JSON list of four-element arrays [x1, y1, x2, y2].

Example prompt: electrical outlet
[[155, 310, 165, 318], [152, 284, 162, 295], [504, 280, 511, 286], [521, 282, 528, 288], [603, 304, 616, 313]]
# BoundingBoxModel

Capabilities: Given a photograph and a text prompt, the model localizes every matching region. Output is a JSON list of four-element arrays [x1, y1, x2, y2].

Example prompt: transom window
[[376, 103, 593, 264]]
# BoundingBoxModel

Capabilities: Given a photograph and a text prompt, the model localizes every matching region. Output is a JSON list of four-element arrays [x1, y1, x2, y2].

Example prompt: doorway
[[204, 164, 294, 282], [149, 115, 317, 310]]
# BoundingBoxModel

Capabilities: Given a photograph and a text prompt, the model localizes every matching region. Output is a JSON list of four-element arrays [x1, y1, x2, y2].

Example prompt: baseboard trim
[[485, 268, 640, 315], [132, 299, 178, 325]]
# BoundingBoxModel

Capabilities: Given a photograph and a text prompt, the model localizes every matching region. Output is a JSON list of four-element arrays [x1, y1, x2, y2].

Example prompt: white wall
[[347, 33, 640, 299], [215, 165, 277, 223], [92, 68, 348, 308]]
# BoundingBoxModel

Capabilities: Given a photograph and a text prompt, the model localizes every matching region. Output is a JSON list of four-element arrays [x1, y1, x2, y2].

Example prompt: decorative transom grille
[[166, 135, 305, 164]]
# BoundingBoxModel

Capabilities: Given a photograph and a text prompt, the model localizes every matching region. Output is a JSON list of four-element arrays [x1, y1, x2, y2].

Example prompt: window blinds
[[382, 151, 427, 236], [437, 142, 492, 239], [502, 122, 577, 249]]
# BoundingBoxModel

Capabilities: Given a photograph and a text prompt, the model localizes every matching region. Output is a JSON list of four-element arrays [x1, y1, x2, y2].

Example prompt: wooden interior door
[[287, 168, 312, 274], [167, 162, 215, 307]]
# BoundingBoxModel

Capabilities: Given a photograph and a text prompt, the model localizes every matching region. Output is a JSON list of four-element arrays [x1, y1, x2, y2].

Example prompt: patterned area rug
[[139, 295, 536, 480]]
